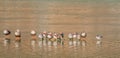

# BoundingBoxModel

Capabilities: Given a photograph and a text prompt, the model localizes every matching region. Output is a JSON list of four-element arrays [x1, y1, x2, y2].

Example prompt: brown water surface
[[0, 0, 120, 58]]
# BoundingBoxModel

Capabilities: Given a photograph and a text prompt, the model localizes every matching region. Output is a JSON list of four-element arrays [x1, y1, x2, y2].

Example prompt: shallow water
[[0, 0, 120, 58]]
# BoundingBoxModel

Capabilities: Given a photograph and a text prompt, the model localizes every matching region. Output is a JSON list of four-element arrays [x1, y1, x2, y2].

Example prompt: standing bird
[[77, 33, 81, 46], [68, 33, 73, 46], [80, 32, 87, 47], [3, 29, 11, 47], [60, 32, 64, 45], [47, 32, 53, 47], [96, 35, 103, 46], [42, 31, 47, 46], [15, 29, 21, 48], [52, 33, 58, 48], [73, 32, 77, 46], [38, 33, 43, 47], [30, 30, 37, 48]]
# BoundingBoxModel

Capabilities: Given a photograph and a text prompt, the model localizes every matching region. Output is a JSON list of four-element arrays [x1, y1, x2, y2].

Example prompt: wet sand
[[0, 0, 120, 58]]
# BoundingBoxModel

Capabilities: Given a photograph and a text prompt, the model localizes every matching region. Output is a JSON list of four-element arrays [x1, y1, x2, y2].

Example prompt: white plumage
[[15, 29, 21, 36], [81, 32, 86, 37], [31, 30, 36, 35], [68, 33, 73, 39], [47, 35, 52, 39], [3, 30, 9, 35], [15, 32, 20, 36], [73, 34, 77, 38], [38, 34, 43, 39], [96, 35, 102, 40]]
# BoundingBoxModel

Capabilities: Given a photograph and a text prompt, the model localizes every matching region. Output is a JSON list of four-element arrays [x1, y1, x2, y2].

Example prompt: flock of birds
[[2, 29, 103, 48]]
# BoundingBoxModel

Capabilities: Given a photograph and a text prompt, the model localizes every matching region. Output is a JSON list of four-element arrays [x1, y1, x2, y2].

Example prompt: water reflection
[[15, 47, 21, 58], [3, 39, 10, 49], [5, 41, 120, 58]]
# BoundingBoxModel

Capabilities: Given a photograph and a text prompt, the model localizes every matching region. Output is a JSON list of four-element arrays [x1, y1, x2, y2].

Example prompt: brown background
[[0, 0, 120, 58]]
